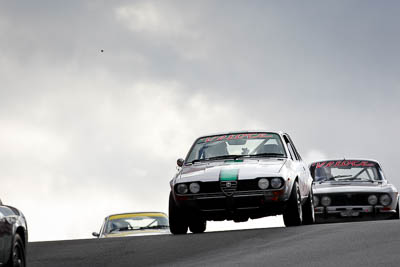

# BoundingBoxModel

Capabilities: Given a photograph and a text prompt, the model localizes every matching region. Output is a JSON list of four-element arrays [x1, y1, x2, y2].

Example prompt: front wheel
[[302, 188, 315, 225], [169, 192, 188, 234], [189, 218, 207, 234], [6, 233, 26, 267], [283, 181, 303, 227]]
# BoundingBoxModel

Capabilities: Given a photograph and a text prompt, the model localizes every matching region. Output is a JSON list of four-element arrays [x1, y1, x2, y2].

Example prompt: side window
[[287, 142, 298, 160], [283, 135, 299, 161], [286, 134, 302, 160]]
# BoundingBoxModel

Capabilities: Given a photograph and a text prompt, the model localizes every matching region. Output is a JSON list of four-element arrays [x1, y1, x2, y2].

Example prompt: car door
[[283, 134, 308, 199], [288, 135, 312, 198]]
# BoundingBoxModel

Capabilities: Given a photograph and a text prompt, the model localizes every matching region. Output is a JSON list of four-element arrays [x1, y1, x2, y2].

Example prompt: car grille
[[198, 179, 280, 194], [328, 193, 379, 206], [200, 182, 221, 193], [237, 179, 259, 191]]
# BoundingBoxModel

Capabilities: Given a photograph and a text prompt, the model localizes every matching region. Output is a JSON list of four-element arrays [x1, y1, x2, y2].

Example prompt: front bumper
[[315, 205, 396, 223], [175, 189, 288, 221]]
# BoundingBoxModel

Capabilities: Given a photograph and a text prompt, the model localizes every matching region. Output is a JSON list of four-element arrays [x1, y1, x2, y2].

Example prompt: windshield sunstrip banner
[[312, 160, 375, 168], [198, 133, 273, 143]]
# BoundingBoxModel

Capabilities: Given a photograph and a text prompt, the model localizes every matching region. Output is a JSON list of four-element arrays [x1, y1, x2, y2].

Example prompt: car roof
[[106, 211, 167, 219], [195, 130, 285, 139]]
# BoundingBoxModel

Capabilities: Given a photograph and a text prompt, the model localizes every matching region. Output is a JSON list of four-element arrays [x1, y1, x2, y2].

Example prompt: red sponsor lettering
[[226, 135, 236, 140], [316, 162, 326, 168], [206, 137, 217, 142], [315, 160, 375, 168], [341, 161, 350, 167], [202, 133, 274, 143], [334, 161, 342, 167], [254, 133, 273, 138], [361, 161, 374, 167], [235, 134, 244, 139], [234, 134, 248, 139], [350, 161, 362, 167], [325, 161, 335, 167], [216, 135, 227, 141]]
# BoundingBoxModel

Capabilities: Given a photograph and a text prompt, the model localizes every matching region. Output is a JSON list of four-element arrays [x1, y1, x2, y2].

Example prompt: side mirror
[[92, 232, 100, 238], [177, 158, 184, 167]]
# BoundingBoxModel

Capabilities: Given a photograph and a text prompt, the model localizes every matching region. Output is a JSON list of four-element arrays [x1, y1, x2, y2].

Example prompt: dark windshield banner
[[311, 160, 375, 168]]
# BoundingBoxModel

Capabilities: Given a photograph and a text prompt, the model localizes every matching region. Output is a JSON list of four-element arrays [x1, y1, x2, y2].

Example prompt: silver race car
[[310, 159, 399, 223], [169, 131, 314, 234]]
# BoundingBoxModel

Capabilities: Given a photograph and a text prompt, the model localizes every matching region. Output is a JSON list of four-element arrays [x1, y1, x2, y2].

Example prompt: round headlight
[[368, 195, 378, 205], [176, 184, 188, 194], [270, 178, 283, 189], [258, 178, 270, 190], [189, 182, 200, 194], [380, 194, 392, 206], [321, 196, 331, 207], [313, 196, 320, 207]]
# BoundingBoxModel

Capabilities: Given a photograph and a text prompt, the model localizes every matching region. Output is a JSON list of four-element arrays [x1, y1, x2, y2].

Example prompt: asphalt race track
[[29, 220, 400, 267]]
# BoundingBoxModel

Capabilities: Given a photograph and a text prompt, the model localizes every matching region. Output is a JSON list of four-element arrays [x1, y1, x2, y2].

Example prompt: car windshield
[[310, 160, 382, 182], [186, 132, 286, 163], [106, 213, 169, 234]]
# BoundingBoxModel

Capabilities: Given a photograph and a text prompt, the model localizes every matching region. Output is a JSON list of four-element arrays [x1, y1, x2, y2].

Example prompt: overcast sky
[[1, 1, 399, 241]]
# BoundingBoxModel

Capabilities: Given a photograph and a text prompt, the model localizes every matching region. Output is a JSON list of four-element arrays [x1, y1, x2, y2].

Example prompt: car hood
[[313, 181, 392, 194], [178, 158, 286, 182], [103, 229, 170, 238]]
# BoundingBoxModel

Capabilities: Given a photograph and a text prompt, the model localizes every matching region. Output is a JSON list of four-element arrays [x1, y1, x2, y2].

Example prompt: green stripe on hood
[[219, 169, 239, 181]]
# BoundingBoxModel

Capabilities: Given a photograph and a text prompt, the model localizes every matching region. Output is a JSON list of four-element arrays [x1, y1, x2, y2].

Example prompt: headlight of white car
[[380, 194, 392, 206], [321, 196, 331, 207], [189, 182, 200, 194], [258, 178, 269, 190], [313, 196, 319, 207], [368, 194, 378, 205], [176, 184, 188, 194], [270, 178, 283, 189]]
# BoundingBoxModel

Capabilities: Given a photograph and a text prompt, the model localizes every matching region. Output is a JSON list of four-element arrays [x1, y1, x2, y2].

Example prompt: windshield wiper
[[109, 227, 132, 233], [191, 154, 250, 164], [207, 155, 244, 161], [340, 177, 374, 182], [190, 158, 210, 164], [140, 225, 169, 230], [249, 153, 286, 158]]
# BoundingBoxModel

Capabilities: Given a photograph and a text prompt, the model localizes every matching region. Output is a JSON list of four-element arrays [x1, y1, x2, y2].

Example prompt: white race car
[[169, 131, 315, 234]]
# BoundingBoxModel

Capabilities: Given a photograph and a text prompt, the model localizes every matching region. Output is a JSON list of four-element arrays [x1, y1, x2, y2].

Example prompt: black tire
[[189, 218, 207, 234], [283, 181, 303, 227], [6, 233, 26, 267], [169, 192, 188, 234], [302, 188, 315, 225]]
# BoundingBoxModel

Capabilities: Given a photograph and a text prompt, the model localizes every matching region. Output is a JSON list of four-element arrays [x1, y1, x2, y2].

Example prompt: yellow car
[[92, 212, 170, 238]]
